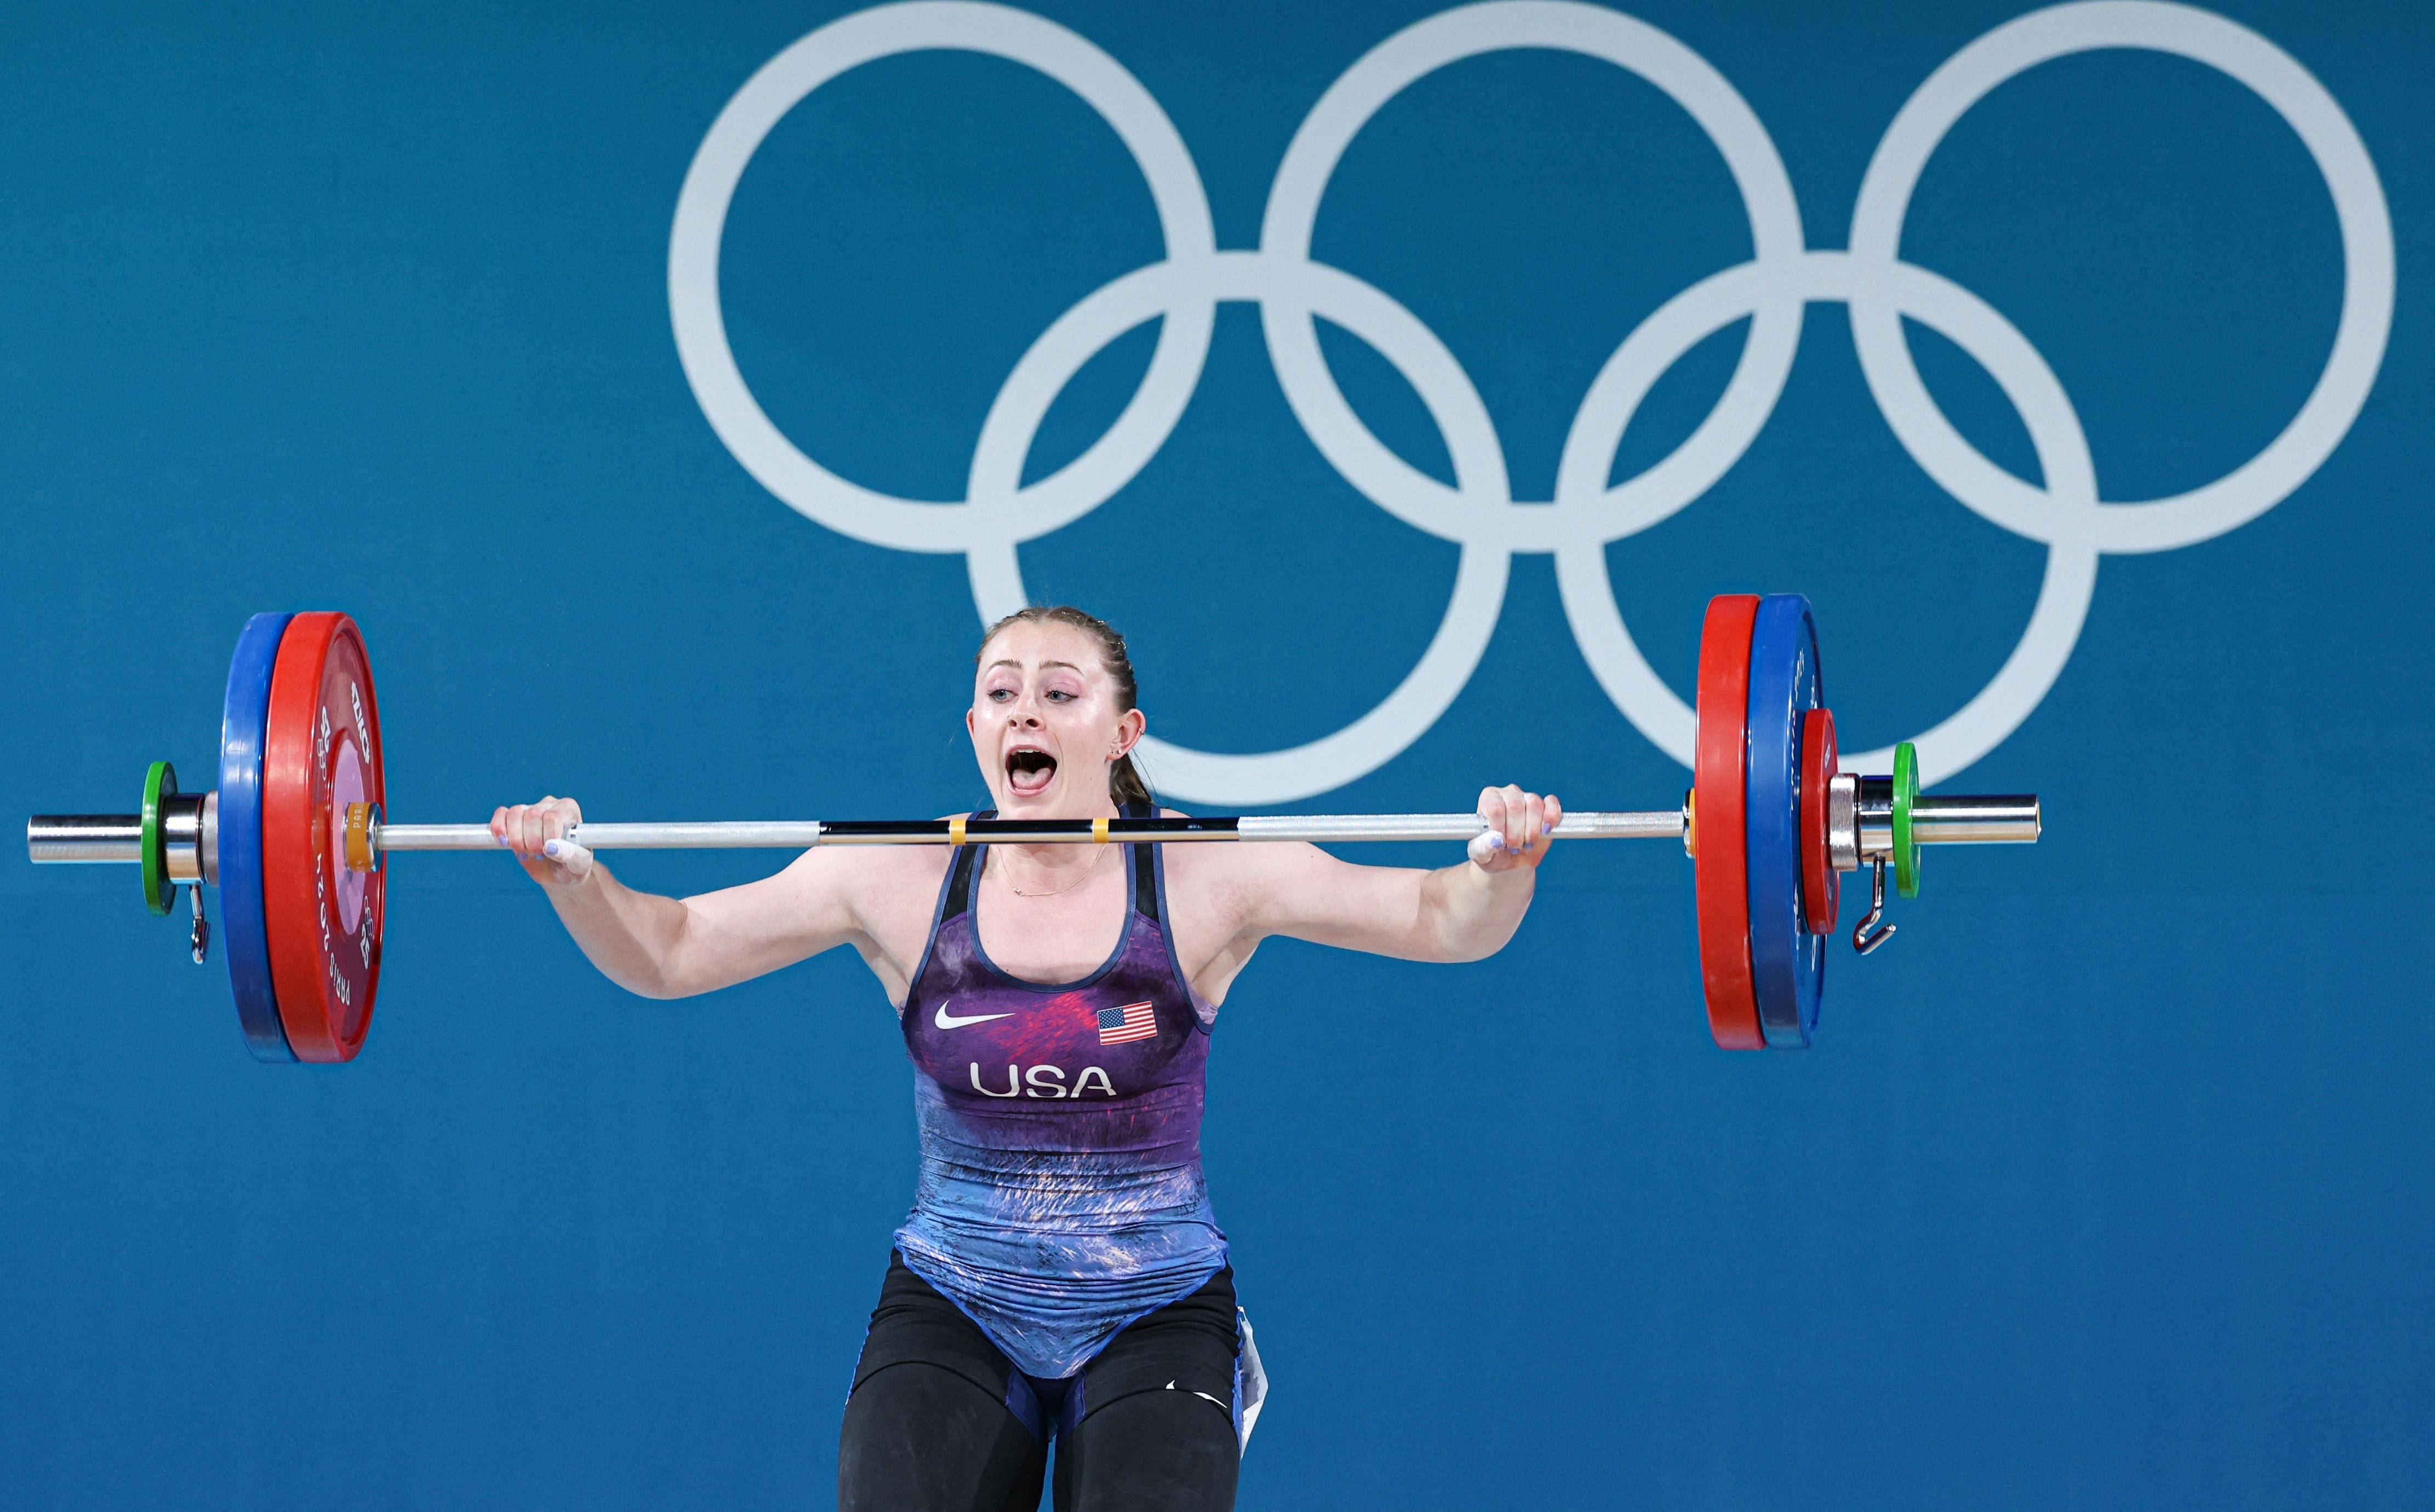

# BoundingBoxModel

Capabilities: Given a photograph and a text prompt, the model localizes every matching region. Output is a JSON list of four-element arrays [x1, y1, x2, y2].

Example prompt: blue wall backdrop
[[3, 1, 2428, 1507]]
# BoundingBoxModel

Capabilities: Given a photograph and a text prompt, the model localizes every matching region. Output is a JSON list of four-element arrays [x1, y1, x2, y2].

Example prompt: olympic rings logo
[[668, 0, 2393, 804]]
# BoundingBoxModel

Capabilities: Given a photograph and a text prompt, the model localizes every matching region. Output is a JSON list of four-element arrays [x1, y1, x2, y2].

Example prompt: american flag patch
[[1096, 1000, 1157, 1046]]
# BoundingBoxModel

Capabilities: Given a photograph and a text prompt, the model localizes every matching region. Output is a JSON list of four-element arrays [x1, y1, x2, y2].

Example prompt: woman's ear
[[1112, 706, 1146, 759]]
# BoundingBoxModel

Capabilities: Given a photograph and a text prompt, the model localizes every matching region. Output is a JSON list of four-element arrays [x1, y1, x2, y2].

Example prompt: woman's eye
[[1046, 689, 1073, 702], [987, 689, 1012, 702]]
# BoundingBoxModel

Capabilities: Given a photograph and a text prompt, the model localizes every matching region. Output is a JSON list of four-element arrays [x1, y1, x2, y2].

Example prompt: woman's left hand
[[1467, 784, 1562, 873]]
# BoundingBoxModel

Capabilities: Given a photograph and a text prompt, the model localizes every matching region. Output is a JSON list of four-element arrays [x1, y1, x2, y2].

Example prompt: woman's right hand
[[489, 795, 594, 885]]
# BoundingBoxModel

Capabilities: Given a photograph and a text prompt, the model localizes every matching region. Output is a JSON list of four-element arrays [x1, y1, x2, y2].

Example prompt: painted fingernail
[[1488, 834, 1506, 851], [543, 840, 561, 858]]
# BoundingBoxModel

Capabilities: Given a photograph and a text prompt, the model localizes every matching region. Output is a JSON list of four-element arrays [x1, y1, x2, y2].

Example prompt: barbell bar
[[25, 597, 2040, 1061], [27, 790, 2038, 862]]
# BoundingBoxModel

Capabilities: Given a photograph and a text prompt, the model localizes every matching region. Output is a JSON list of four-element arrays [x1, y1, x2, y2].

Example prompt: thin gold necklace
[[1004, 845, 1117, 898]]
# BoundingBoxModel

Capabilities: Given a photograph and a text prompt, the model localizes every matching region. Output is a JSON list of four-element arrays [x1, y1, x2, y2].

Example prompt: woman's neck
[[988, 789, 1123, 892], [993, 843, 1118, 898]]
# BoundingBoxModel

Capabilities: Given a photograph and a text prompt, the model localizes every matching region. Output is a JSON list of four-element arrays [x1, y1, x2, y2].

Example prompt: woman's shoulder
[[1150, 804, 1265, 892], [802, 816, 963, 890]]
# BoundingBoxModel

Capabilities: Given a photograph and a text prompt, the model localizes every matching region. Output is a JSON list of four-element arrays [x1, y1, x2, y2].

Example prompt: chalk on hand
[[541, 837, 596, 879]]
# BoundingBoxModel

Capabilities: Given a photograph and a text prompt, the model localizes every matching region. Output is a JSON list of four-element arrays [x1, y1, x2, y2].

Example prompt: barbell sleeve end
[[28, 815, 146, 865], [1913, 793, 2041, 845], [1851, 785, 2040, 860]]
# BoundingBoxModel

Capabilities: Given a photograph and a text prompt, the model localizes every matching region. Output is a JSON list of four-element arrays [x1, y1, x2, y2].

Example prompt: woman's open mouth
[[1005, 747, 1057, 798]]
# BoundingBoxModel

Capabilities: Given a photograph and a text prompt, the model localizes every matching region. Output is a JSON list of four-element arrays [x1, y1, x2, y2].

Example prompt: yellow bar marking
[[949, 816, 967, 847], [1093, 817, 1110, 844]]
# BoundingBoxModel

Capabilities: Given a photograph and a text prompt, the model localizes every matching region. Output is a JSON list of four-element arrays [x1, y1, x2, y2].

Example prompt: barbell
[[26, 596, 2040, 1062]]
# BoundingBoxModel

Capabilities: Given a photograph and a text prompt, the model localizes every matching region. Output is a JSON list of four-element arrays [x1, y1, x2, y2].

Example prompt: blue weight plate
[[1744, 594, 1825, 1050], [220, 612, 294, 1061]]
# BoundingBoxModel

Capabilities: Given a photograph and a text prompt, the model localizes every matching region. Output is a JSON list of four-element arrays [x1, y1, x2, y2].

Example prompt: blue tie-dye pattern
[[893, 833, 1227, 1381]]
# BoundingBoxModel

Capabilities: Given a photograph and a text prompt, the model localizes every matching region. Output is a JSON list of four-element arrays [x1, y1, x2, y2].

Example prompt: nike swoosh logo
[[934, 1003, 1016, 1030]]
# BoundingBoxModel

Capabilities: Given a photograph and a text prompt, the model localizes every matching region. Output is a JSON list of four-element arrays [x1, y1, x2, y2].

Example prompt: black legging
[[838, 1253, 1241, 1512]]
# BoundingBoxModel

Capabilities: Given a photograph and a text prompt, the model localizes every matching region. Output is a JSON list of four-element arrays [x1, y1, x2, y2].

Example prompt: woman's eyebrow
[[985, 658, 1084, 673]]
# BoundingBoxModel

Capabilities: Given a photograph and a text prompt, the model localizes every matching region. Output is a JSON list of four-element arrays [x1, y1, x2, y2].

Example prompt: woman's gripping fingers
[[491, 796, 585, 880], [1471, 785, 1559, 870]]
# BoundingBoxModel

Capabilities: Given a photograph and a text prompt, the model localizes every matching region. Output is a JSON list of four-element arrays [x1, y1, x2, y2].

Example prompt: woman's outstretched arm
[[1229, 784, 1562, 964], [490, 795, 914, 1000]]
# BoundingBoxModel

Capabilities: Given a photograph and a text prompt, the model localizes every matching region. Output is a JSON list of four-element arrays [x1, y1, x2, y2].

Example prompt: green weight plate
[[1891, 741, 1920, 899], [141, 761, 176, 917]]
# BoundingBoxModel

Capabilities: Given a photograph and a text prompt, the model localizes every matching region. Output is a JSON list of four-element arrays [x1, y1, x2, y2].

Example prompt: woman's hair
[[976, 605, 1153, 810]]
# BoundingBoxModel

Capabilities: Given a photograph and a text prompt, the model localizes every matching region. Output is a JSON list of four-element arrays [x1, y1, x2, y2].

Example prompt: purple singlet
[[891, 808, 1227, 1381]]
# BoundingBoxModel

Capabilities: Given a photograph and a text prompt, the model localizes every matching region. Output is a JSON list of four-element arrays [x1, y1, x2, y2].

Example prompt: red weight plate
[[1694, 595, 1763, 1050], [1801, 708, 1840, 935], [262, 612, 387, 1062]]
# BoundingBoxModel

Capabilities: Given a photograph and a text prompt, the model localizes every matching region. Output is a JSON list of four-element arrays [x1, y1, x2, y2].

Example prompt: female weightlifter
[[488, 605, 1559, 1512]]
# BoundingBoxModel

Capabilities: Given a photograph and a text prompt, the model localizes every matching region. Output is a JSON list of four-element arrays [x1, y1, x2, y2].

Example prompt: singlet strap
[[940, 809, 991, 921], [1127, 801, 1162, 925]]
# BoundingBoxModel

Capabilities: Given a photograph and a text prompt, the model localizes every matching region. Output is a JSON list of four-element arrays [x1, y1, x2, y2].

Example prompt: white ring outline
[[669, 0, 2394, 799], [1552, 251, 2102, 777], [964, 253, 1513, 805], [1256, 0, 1809, 553], [668, 1, 1217, 554], [1847, 0, 2396, 557]]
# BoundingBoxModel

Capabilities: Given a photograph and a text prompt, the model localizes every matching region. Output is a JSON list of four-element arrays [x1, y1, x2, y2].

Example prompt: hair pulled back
[[977, 605, 1153, 811]]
